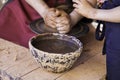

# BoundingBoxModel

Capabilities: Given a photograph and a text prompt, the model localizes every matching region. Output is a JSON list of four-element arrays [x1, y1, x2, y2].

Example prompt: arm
[[25, 0, 71, 33], [73, 0, 120, 23], [25, 0, 57, 28], [70, 0, 97, 27], [92, 6, 120, 23], [25, 0, 67, 29], [25, 0, 49, 18]]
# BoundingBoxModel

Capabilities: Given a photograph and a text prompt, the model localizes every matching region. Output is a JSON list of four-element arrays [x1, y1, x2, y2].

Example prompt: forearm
[[69, 10, 83, 27], [25, 0, 49, 18], [70, 0, 97, 27], [91, 6, 120, 23]]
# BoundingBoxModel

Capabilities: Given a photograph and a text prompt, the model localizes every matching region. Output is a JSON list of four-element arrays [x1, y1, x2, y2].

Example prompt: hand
[[44, 8, 71, 33], [97, 0, 105, 7], [56, 16, 71, 34], [43, 8, 59, 29], [56, 9, 71, 34], [73, 0, 95, 18]]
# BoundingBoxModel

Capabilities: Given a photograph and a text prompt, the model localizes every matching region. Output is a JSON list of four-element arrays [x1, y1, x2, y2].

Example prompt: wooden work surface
[[0, 24, 106, 80]]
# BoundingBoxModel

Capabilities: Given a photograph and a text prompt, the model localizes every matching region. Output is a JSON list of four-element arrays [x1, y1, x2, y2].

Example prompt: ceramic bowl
[[29, 33, 83, 73]]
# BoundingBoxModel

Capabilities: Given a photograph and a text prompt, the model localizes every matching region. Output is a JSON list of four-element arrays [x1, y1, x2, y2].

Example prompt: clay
[[32, 39, 79, 54]]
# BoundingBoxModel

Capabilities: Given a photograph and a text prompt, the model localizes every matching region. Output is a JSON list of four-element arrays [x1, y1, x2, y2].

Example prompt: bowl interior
[[31, 33, 81, 54]]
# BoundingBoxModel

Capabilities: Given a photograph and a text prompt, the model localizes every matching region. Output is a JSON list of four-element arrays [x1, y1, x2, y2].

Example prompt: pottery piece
[[29, 33, 83, 73]]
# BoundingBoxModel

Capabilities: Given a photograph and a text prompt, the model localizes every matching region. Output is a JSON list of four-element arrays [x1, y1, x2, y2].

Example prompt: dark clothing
[[0, 0, 66, 47], [101, 0, 120, 80]]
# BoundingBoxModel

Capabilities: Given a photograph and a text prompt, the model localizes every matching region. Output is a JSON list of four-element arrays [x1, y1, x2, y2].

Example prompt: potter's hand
[[44, 8, 71, 33], [73, 0, 95, 18], [56, 10, 71, 34], [56, 16, 71, 34], [43, 8, 59, 29]]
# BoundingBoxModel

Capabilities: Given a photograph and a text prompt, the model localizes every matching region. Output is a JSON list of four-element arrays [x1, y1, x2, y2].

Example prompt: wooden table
[[0, 24, 106, 80]]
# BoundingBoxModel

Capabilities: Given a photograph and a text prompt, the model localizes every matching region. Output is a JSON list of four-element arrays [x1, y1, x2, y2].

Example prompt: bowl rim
[[29, 33, 83, 55]]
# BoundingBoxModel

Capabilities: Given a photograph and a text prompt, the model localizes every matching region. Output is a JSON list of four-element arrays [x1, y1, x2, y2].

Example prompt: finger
[[47, 23, 56, 29], [45, 14, 57, 23], [73, 1, 83, 8], [57, 26, 69, 31], [56, 17, 70, 24], [55, 9, 62, 17], [59, 30, 69, 34], [56, 23, 63, 27], [72, 0, 81, 4], [44, 14, 56, 23], [56, 20, 70, 24], [46, 24, 56, 29], [45, 17, 56, 22], [59, 10, 68, 17], [45, 18, 57, 24], [73, 3, 83, 10], [56, 23, 70, 28], [49, 8, 63, 17], [73, 3, 79, 8], [45, 20, 57, 28], [49, 11, 56, 16], [57, 24, 70, 33], [57, 25, 70, 31], [45, 13, 57, 20], [48, 8, 59, 17], [74, 8, 81, 14]]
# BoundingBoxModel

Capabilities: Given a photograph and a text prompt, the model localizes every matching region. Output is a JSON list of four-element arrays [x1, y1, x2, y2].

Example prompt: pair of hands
[[43, 8, 71, 34], [43, 0, 95, 34]]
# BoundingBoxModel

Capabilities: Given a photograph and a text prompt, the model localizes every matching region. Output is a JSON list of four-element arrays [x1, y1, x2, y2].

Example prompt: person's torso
[[102, 0, 120, 50]]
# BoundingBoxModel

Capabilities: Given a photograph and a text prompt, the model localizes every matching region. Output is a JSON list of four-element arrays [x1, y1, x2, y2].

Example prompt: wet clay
[[32, 39, 79, 54]]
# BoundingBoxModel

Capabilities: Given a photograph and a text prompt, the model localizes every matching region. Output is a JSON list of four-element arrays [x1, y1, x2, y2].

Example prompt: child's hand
[[73, 0, 95, 18]]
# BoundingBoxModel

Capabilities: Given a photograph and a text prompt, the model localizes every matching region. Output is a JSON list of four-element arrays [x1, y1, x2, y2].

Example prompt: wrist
[[87, 8, 97, 20], [70, 10, 83, 27], [41, 7, 50, 18]]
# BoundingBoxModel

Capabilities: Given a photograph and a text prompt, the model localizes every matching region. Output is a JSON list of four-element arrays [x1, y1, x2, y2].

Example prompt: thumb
[[54, 9, 62, 17]]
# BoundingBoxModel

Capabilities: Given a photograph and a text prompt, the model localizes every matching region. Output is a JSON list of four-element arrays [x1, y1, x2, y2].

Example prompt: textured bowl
[[29, 33, 83, 73]]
